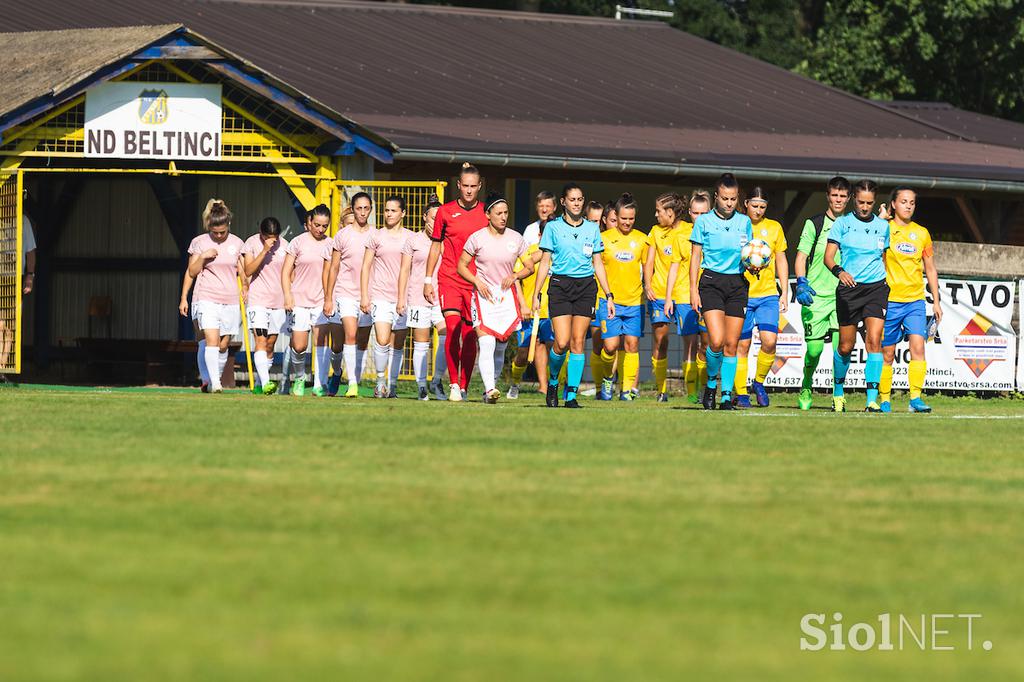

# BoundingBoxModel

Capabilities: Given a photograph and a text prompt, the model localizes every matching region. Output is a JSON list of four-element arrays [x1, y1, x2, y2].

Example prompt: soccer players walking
[[878, 187, 942, 413], [794, 177, 850, 410], [425, 163, 487, 401], [690, 174, 754, 410], [242, 216, 288, 394], [458, 192, 530, 403], [507, 227, 552, 398], [823, 179, 890, 413], [186, 199, 245, 393], [734, 188, 789, 408], [361, 196, 414, 398], [397, 197, 448, 400], [281, 204, 332, 396], [324, 192, 375, 397], [665, 189, 711, 402], [533, 184, 615, 408], [645, 192, 689, 402], [595, 193, 647, 401]]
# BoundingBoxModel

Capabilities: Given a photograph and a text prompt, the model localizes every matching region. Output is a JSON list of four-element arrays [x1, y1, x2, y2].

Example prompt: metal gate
[[0, 170, 23, 374]]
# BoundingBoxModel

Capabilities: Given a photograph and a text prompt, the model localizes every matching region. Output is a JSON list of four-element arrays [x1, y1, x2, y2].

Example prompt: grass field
[[1, 384, 1022, 681]]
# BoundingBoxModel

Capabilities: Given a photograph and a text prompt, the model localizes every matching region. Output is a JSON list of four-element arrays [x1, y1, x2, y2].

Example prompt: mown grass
[[0, 387, 1021, 680]]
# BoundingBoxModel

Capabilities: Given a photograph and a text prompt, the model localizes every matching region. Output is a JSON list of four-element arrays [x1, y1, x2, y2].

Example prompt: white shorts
[[192, 300, 240, 336], [248, 306, 286, 336], [371, 300, 408, 331], [338, 297, 373, 327], [406, 304, 444, 330], [315, 307, 341, 326], [286, 306, 320, 333]]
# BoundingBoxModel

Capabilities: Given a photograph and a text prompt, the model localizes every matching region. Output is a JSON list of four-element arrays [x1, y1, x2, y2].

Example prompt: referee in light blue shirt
[[533, 183, 615, 409], [823, 178, 890, 413], [690, 173, 754, 411]]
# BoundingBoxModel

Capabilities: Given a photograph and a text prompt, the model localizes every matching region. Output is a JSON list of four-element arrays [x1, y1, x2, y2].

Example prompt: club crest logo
[[138, 89, 169, 125]]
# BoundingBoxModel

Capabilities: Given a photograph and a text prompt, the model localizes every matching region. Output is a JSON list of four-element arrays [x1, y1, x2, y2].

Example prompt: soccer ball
[[741, 239, 773, 273]]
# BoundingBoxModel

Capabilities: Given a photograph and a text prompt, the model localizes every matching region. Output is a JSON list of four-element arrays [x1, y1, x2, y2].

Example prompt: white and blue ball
[[741, 238, 773, 274]]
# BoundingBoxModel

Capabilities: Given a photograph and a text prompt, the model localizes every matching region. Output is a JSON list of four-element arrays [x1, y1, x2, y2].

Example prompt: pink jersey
[[330, 225, 373, 301], [244, 234, 289, 309], [285, 231, 330, 307], [367, 227, 413, 302], [401, 230, 440, 308], [188, 232, 244, 305], [463, 227, 527, 289]]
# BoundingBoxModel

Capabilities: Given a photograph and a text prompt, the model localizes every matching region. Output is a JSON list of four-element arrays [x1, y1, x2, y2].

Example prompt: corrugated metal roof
[[4, 0, 1024, 183], [881, 101, 1024, 151]]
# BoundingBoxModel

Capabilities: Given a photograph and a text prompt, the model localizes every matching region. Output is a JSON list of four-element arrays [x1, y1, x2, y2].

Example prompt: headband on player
[[485, 192, 508, 212]]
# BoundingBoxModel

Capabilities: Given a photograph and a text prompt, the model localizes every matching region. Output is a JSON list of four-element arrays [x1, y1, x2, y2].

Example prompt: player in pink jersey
[[242, 217, 287, 395], [361, 196, 414, 398], [185, 199, 244, 393], [458, 192, 532, 403], [281, 204, 332, 397], [397, 196, 449, 400], [323, 193, 374, 397]]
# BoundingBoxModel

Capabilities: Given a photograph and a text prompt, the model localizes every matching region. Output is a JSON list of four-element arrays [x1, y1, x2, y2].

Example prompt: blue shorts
[[598, 299, 644, 338], [518, 318, 555, 347], [883, 299, 927, 346], [740, 295, 780, 340], [677, 307, 701, 336]]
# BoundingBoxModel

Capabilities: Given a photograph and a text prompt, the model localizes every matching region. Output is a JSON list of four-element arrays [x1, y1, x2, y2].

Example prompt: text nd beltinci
[[800, 613, 992, 652]]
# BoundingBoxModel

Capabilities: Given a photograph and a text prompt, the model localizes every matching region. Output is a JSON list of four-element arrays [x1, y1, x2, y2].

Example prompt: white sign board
[[746, 278, 1017, 391], [84, 82, 222, 160]]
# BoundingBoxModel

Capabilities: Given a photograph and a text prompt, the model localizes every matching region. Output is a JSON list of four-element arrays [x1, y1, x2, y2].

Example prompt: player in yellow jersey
[[593, 193, 648, 400], [591, 203, 618, 396], [878, 187, 941, 413], [733, 188, 789, 408], [644, 192, 690, 402], [665, 189, 711, 403], [507, 235, 553, 399]]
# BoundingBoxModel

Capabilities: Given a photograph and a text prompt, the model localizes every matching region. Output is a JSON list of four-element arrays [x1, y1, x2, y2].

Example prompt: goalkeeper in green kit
[[793, 176, 850, 410]]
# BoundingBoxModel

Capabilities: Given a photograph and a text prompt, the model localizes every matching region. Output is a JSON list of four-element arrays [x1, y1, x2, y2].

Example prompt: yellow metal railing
[[0, 170, 23, 373]]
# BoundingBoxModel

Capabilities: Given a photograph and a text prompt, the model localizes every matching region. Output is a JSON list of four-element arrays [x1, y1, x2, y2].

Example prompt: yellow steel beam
[[268, 155, 318, 210], [161, 62, 322, 164], [14, 170, 23, 373], [0, 140, 39, 171]]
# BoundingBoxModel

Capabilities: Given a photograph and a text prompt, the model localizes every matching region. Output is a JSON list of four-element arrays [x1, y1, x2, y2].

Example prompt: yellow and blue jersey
[[649, 220, 691, 300], [517, 243, 548, 318], [667, 221, 696, 303], [885, 220, 933, 303], [599, 229, 648, 307], [828, 214, 889, 284], [746, 218, 787, 298], [691, 211, 752, 275]]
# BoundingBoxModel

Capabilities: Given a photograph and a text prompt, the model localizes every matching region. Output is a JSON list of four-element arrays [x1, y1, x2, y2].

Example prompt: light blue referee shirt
[[690, 210, 753, 275], [539, 216, 604, 277], [827, 213, 889, 284]]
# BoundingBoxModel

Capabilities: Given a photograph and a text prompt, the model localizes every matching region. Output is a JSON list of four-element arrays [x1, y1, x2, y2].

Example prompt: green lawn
[[1, 385, 1022, 681]]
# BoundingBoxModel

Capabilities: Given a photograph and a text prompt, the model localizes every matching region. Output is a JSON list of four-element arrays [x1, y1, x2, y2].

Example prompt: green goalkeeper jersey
[[796, 214, 841, 298]]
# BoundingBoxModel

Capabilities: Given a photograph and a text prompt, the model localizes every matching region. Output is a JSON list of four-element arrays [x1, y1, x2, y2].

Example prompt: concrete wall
[[933, 241, 1024, 279]]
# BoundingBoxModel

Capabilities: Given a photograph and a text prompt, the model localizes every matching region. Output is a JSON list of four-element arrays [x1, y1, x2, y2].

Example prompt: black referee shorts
[[837, 279, 890, 327], [548, 275, 598, 318], [698, 270, 748, 318]]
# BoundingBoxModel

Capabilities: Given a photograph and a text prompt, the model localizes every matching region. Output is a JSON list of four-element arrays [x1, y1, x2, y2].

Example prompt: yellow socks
[[879, 363, 893, 403], [696, 355, 708, 393], [558, 361, 567, 383], [908, 360, 926, 399], [591, 351, 606, 387], [511, 360, 527, 385], [599, 349, 615, 385], [683, 361, 698, 397], [735, 356, 749, 395], [755, 350, 774, 383], [652, 356, 668, 394], [622, 352, 639, 394]]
